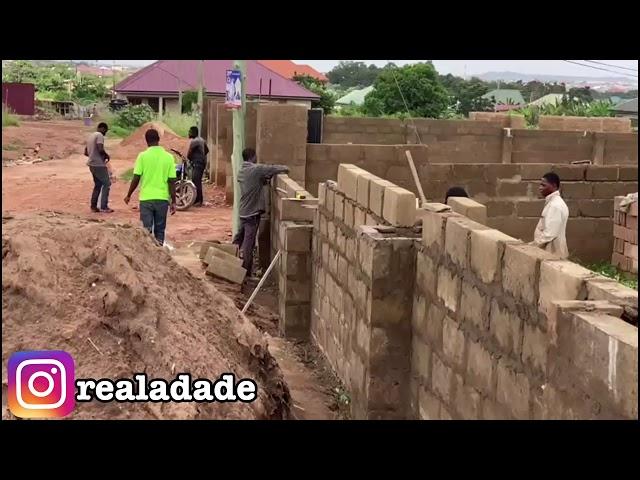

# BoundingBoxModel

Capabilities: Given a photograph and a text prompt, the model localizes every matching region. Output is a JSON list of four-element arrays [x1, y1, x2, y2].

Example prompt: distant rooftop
[[482, 89, 526, 105]]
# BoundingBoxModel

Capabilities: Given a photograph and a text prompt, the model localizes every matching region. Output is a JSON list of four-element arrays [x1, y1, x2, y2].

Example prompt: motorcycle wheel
[[175, 181, 197, 211]]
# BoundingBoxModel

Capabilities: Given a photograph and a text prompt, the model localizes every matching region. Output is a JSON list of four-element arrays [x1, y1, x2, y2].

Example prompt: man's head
[[539, 172, 560, 198], [242, 147, 257, 163], [445, 186, 469, 204], [145, 128, 160, 147], [97, 122, 109, 135], [188, 126, 198, 139]]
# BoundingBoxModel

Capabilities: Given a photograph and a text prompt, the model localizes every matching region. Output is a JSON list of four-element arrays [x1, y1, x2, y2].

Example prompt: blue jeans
[[140, 200, 169, 245], [89, 166, 110, 210]]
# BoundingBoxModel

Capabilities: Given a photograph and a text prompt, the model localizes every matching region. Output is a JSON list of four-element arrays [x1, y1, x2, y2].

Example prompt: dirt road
[[2, 122, 233, 244]]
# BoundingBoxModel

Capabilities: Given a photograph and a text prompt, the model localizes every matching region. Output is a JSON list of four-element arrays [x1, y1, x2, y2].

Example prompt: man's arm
[[95, 138, 110, 163], [255, 164, 290, 180], [168, 179, 177, 215], [531, 205, 563, 248], [204, 143, 210, 156], [186, 140, 196, 161], [124, 175, 141, 204]]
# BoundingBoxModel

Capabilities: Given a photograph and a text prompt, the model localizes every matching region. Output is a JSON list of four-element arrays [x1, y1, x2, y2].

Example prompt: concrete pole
[[231, 60, 247, 237]]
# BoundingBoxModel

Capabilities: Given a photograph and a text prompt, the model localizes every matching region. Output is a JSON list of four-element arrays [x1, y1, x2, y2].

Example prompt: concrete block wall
[[269, 174, 315, 339], [612, 196, 638, 274], [257, 104, 309, 186], [411, 206, 638, 419], [305, 150, 638, 263], [539, 115, 632, 133], [310, 166, 418, 418], [469, 112, 526, 129]]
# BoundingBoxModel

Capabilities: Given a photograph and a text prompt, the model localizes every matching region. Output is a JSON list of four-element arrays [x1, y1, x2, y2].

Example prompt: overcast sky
[[100, 60, 637, 78]]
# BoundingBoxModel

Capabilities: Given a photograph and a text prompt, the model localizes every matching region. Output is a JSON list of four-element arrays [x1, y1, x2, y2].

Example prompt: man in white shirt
[[530, 172, 569, 258]]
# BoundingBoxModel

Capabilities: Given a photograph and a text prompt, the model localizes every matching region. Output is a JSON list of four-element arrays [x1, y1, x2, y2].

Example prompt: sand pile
[[1, 213, 291, 420], [116, 122, 189, 159]]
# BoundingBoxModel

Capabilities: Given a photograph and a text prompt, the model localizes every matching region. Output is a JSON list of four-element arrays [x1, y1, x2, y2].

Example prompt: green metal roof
[[529, 93, 563, 107], [336, 85, 374, 106], [481, 89, 525, 105]]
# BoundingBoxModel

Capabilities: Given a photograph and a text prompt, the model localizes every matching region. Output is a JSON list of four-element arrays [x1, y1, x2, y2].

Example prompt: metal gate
[[307, 108, 323, 143]]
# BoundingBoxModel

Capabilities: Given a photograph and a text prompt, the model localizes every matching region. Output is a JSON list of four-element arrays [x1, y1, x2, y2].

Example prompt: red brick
[[624, 242, 638, 261], [614, 225, 638, 244]]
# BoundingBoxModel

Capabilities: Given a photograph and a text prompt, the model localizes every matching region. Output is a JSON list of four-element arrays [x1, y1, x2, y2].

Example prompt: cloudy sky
[[98, 60, 637, 78]]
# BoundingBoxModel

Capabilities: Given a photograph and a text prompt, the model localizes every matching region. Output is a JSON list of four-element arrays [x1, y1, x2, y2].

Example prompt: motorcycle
[[169, 149, 197, 211]]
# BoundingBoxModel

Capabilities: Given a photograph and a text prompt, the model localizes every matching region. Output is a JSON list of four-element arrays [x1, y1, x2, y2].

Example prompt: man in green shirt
[[124, 128, 177, 246]]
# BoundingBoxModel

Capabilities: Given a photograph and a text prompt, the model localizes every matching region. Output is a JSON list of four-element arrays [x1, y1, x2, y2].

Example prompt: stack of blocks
[[612, 196, 638, 274]]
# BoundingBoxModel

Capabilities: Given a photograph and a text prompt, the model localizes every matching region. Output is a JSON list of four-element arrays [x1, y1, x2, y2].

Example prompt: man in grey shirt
[[84, 122, 113, 213], [187, 126, 209, 206], [233, 147, 289, 277]]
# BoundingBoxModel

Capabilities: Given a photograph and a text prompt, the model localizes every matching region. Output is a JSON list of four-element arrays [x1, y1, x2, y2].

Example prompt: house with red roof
[[114, 60, 319, 114], [258, 60, 328, 83]]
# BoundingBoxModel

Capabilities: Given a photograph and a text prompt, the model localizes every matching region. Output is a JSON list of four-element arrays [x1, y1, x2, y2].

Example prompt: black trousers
[[232, 214, 260, 276], [192, 163, 205, 205], [140, 200, 169, 245], [89, 166, 110, 210]]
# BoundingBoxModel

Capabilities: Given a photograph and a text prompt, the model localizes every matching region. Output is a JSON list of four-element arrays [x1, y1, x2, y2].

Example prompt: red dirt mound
[[116, 122, 189, 159], [1, 213, 291, 420]]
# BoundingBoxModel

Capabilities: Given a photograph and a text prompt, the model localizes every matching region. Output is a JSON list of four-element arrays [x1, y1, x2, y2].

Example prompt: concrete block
[[278, 197, 318, 222], [206, 256, 247, 284], [317, 182, 327, 207], [284, 224, 313, 252], [618, 166, 638, 181], [199, 241, 218, 260], [411, 334, 432, 383], [625, 242, 638, 260], [471, 229, 521, 284], [466, 339, 495, 396], [354, 207, 366, 228], [357, 173, 378, 209], [422, 210, 446, 251], [520, 164, 551, 180], [437, 266, 461, 314], [431, 354, 454, 404], [586, 278, 638, 310], [344, 200, 355, 229], [481, 399, 510, 420], [460, 281, 488, 330], [445, 216, 490, 269], [337, 164, 360, 200], [418, 387, 441, 420], [365, 213, 378, 226], [586, 166, 619, 181], [496, 359, 531, 420], [416, 251, 437, 296], [485, 200, 515, 217], [334, 192, 345, 221], [503, 244, 556, 306], [578, 199, 614, 218], [412, 294, 428, 342], [425, 302, 445, 352], [369, 178, 396, 217], [447, 197, 488, 225], [539, 260, 594, 320], [489, 300, 523, 357], [613, 225, 637, 244], [522, 323, 548, 374], [442, 315, 466, 369], [382, 186, 417, 227], [204, 246, 242, 267], [454, 376, 481, 420], [325, 188, 335, 218]]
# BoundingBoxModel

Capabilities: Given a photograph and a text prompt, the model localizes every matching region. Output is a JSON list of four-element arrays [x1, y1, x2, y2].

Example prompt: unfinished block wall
[[310, 166, 419, 419], [305, 144, 639, 262], [412, 207, 637, 420], [269, 175, 315, 339], [612, 196, 638, 274], [539, 115, 632, 133]]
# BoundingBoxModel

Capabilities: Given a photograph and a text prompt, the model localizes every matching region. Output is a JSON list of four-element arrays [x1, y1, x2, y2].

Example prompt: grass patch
[[585, 261, 637, 290], [2, 143, 20, 151], [120, 168, 134, 182], [162, 112, 196, 137], [2, 108, 19, 127]]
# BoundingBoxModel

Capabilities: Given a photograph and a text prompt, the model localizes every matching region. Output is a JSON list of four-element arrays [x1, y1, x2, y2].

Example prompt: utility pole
[[197, 60, 205, 133], [231, 60, 247, 237]]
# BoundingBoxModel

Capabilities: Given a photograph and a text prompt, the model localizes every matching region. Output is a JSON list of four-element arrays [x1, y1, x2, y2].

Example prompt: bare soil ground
[[2, 119, 342, 420]]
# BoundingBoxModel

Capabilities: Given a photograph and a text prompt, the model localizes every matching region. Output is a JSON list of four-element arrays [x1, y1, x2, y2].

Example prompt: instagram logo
[[8, 351, 75, 418]]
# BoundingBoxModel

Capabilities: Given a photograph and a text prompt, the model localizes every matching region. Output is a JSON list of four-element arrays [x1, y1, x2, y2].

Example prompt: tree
[[326, 61, 382, 88], [362, 63, 449, 118], [293, 74, 336, 114]]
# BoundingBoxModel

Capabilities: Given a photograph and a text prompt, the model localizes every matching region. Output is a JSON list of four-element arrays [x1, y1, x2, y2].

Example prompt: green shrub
[[2, 107, 19, 127], [162, 112, 195, 137], [116, 104, 155, 128]]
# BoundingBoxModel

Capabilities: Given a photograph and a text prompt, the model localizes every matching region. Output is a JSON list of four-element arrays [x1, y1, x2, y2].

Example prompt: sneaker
[[100, 208, 114, 213], [90, 207, 100, 213]]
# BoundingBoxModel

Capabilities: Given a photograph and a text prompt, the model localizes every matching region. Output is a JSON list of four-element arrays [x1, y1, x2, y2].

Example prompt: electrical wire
[[563, 60, 638, 79], [582, 60, 637, 73]]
